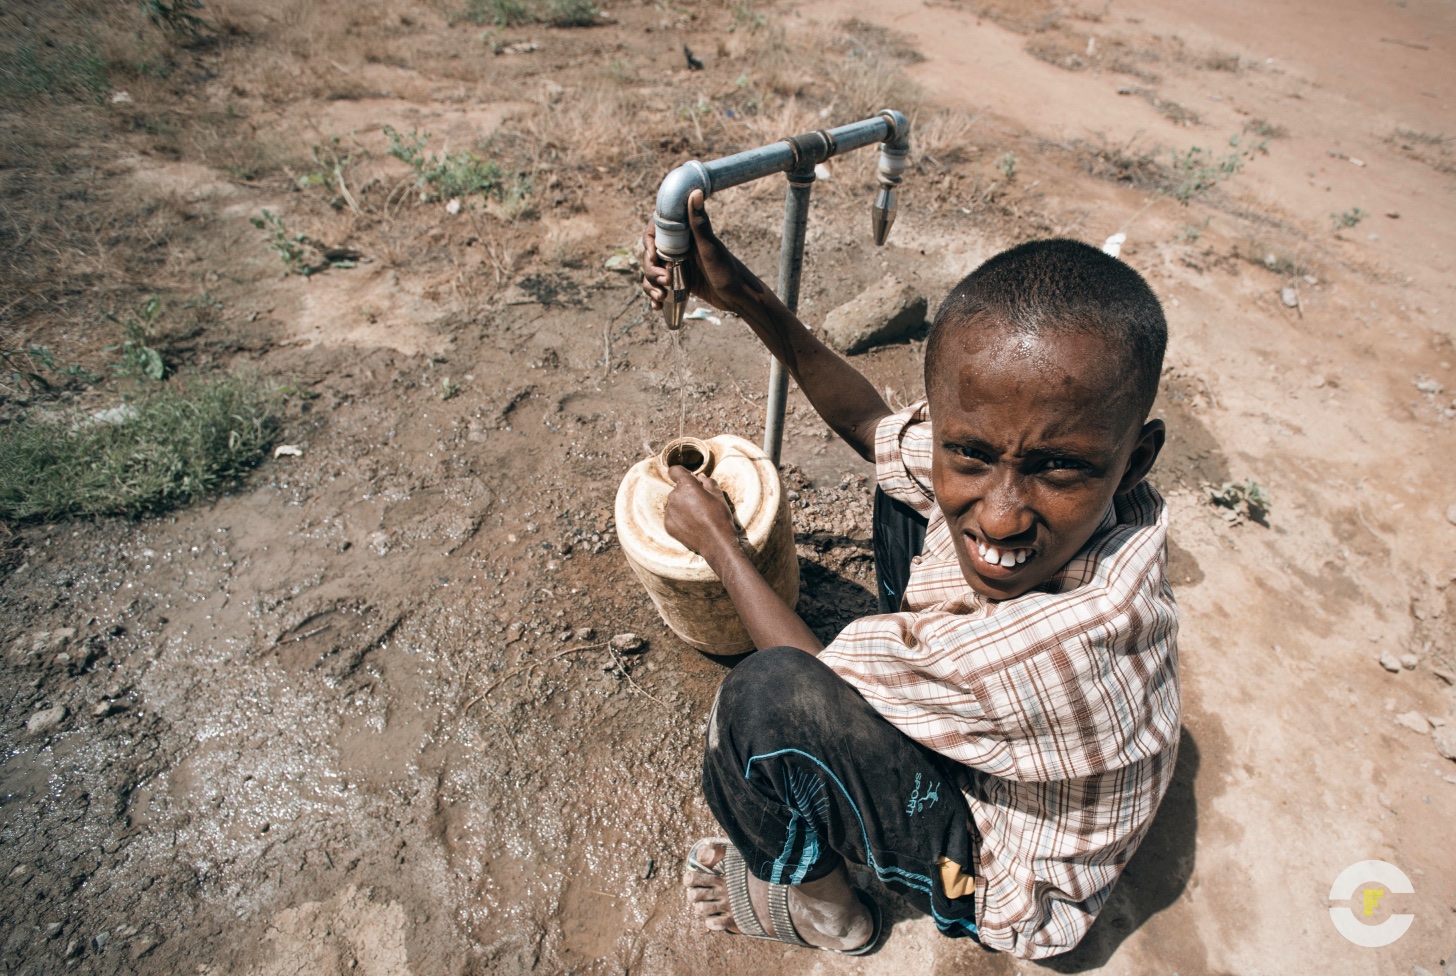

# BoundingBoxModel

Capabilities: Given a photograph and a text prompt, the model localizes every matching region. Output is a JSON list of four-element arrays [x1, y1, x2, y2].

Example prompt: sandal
[[686, 836, 882, 956]]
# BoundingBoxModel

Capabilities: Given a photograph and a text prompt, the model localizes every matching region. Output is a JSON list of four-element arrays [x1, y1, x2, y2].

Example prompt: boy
[[638, 190, 1179, 960]]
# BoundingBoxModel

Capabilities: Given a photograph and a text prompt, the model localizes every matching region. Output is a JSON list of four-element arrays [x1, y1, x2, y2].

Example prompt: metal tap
[[652, 110, 910, 335]]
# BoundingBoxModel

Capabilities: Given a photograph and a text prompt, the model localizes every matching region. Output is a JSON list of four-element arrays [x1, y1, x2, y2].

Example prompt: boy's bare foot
[[682, 841, 875, 951]]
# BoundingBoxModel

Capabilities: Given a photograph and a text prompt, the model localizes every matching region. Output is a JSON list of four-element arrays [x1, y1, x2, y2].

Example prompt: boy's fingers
[[686, 189, 720, 249]]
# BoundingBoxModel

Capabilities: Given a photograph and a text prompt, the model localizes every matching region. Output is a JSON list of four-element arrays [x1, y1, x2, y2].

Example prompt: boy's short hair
[[925, 239, 1167, 423]]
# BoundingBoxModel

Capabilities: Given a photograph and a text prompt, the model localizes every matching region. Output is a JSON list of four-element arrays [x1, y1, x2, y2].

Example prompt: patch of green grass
[[997, 151, 1018, 180], [1330, 207, 1367, 231], [461, 0, 597, 27], [0, 373, 281, 520], [140, 0, 206, 37], [1, 346, 100, 394], [0, 42, 109, 105]]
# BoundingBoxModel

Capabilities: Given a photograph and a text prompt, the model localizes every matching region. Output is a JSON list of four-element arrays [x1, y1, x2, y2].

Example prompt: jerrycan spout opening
[[658, 437, 716, 479]]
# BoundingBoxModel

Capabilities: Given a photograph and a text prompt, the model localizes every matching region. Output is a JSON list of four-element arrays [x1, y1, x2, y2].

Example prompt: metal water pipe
[[652, 109, 910, 465]]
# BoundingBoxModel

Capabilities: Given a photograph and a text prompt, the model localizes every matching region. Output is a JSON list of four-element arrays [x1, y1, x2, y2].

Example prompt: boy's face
[[927, 317, 1164, 601]]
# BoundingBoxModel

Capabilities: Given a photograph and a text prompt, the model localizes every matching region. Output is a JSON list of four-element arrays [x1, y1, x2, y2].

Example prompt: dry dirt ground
[[2, 0, 1455, 973]]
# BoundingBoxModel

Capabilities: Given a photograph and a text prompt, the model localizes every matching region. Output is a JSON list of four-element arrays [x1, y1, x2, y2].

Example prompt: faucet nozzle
[[872, 186, 897, 246], [664, 259, 689, 330]]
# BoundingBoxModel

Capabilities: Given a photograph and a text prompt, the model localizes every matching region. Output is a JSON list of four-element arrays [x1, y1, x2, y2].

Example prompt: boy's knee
[[710, 648, 843, 755]]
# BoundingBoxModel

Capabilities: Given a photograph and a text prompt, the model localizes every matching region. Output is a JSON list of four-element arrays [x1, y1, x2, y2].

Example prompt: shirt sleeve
[[875, 400, 936, 517]]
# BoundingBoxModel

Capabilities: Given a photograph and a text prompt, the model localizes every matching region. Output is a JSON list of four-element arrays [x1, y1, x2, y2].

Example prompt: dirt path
[[1, 0, 1453, 973]]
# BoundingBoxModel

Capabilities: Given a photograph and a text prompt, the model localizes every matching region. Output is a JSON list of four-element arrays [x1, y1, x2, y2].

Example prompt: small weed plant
[[1169, 134, 1267, 204], [1208, 479, 1270, 522], [1, 346, 98, 393], [1330, 207, 1367, 231], [105, 296, 168, 381], [0, 372, 280, 520], [384, 126, 529, 206], [251, 209, 313, 273], [997, 151, 1018, 181]]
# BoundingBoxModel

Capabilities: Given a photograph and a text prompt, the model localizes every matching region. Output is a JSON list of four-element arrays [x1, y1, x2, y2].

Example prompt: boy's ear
[[1116, 419, 1165, 495]]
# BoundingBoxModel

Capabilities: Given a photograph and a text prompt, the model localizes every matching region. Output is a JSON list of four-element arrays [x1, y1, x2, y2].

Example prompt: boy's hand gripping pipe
[[651, 109, 910, 464]]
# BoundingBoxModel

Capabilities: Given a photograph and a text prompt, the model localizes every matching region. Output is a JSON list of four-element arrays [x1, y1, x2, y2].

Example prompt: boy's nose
[[976, 477, 1034, 541]]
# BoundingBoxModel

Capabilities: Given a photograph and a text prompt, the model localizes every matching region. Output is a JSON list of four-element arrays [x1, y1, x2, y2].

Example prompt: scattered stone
[[1378, 650, 1402, 673], [1395, 711, 1431, 734], [130, 936, 160, 960], [1434, 724, 1456, 761], [1415, 378, 1443, 395], [93, 931, 109, 951], [642, 857, 656, 880], [1280, 286, 1299, 308], [610, 633, 645, 654], [93, 700, 122, 718], [1309, 374, 1326, 389], [574, 626, 594, 641], [10, 864, 30, 878], [273, 444, 304, 459], [1399, 653, 1419, 670], [603, 251, 637, 273], [44, 922, 62, 939], [1433, 668, 1456, 685], [821, 276, 927, 355], [26, 705, 67, 735], [64, 938, 83, 959], [558, 630, 572, 642], [366, 530, 394, 556]]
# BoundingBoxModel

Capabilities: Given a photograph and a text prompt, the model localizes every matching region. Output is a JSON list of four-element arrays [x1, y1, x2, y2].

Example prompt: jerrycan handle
[[657, 437, 716, 481]]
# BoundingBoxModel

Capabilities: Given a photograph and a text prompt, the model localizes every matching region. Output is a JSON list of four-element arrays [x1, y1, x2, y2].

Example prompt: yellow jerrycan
[[615, 435, 799, 655]]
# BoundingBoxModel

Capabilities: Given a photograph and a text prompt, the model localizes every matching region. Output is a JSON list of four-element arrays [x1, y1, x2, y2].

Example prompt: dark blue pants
[[699, 489, 979, 937]]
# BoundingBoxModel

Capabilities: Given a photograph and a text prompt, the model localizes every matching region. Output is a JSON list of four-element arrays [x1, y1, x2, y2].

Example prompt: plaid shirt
[[819, 402, 1181, 959]]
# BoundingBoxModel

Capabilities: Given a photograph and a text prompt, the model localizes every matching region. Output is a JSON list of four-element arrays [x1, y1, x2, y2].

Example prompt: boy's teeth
[[998, 550, 1016, 568], [1015, 550, 1028, 564], [984, 546, 1001, 564], [977, 542, 987, 557]]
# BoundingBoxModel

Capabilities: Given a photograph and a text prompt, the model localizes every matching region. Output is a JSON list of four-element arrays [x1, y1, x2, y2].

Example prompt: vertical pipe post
[[764, 165, 815, 464]]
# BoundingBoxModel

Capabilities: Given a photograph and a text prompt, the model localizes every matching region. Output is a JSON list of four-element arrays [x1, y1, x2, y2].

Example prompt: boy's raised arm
[[641, 190, 892, 462]]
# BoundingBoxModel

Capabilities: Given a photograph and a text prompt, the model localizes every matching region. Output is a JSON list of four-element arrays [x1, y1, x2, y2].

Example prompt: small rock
[[1280, 286, 1299, 308], [1415, 378, 1443, 394], [273, 444, 304, 459], [610, 633, 645, 654], [1395, 711, 1430, 734], [64, 938, 83, 959], [50, 627, 76, 649], [26, 705, 67, 735], [574, 626, 594, 641], [93, 931, 109, 951], [44, 922, 62, 939], [558, 630, 572, 642], [1446, 504, 1456, 527], [366, 530, 393, 556], [604, 251, 638, 273], [445, 197, 462, 215], [10, 864, 30, 878], [1309, 374, 1326, 389], [1399, 653, 1419, 670], [642, 857, 656, 880], [1434, 724, 1456, 761], [821, 276, 927, 355], [1433, 667, 1456, 685], [130, 936, 160, 960], [1378, 650, 1402, 673], [93, 700, 120, 718]]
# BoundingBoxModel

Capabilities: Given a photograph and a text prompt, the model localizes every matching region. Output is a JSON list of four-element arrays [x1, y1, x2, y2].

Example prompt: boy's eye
[[946, 443, 991, 463]]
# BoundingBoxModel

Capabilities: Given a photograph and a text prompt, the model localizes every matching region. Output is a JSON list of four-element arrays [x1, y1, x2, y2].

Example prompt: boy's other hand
[[663, 464, 740, 566], [640, 189, 760, 317]]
